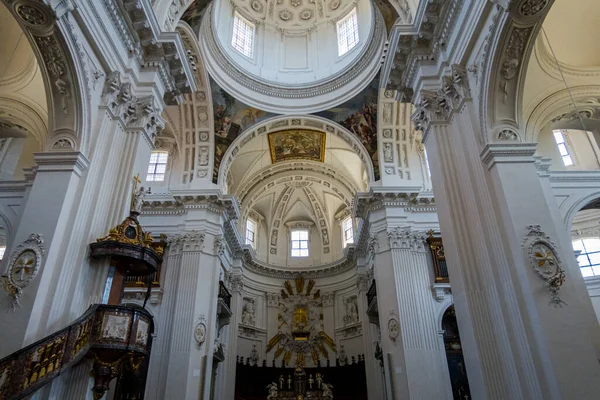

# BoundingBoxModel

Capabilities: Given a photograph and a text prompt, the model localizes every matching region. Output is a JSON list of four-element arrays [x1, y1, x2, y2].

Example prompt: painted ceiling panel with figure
[[268, 130, 326, 164]]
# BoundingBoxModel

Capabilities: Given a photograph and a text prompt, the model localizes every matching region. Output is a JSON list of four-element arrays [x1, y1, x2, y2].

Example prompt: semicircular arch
[[217, 115, 376, 192], [1, 1, 89, 153]]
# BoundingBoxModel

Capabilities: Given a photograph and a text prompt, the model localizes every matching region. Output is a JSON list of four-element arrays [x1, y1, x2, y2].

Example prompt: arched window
[[146, 151, 168, 182], [572, 238, 600, 277]]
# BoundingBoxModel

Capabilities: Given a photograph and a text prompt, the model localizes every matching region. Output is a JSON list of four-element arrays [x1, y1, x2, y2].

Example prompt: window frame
[[146, 151, 169, 182], [231, 12, 255, 59], [552, 129, 574, 167], [573, 237, 600, 278], [245, 218, 257, 248], [342, 217, 354, 248], [336, 7, 359, 57], [290, 229, 309, 258]]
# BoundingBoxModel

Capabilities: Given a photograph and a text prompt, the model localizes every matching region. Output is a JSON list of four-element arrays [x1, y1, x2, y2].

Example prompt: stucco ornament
[[194, 314, 207, 348], [522, 225, 567, 307], [387, 310, 399, 342], [1, 234, 45, 312]]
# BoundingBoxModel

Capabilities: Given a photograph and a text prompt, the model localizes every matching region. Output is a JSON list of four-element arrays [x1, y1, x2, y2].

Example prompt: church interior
[[0, 0, 600, 399]]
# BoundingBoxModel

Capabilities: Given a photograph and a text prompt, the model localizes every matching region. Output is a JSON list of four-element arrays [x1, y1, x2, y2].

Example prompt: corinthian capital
[[167, 231, 205, 254], [387, 227, 427, 252]]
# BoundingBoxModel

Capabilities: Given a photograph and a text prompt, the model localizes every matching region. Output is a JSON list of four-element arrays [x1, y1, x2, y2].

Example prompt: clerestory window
[[232, 12, 255, 58], [553, 130, 573, 166], [342, 217, 354, 248], [146, 151, 168, 182], [291, 229, 309, 257], [337, 7, 359, 56], [246, 219, 256, 248], [573, 238, 600, 278]]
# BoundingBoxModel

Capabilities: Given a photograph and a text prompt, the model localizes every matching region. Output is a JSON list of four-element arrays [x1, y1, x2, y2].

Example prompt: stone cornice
[[141, 189, 241, 221], [33, 151, 90, 176], [106, 0, 197, 104], [480, 143, 537, 169], [353, 188, 436, 220], [384, 0, 462, 93]]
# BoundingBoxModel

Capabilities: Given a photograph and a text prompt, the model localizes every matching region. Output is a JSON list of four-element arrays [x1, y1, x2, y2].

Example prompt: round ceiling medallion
[[251, 0, 263, 12], [300, 9, 313, 20], [279, 10, 292, 21], [329, 0, 341, 10], [16, 3, 47, 26]]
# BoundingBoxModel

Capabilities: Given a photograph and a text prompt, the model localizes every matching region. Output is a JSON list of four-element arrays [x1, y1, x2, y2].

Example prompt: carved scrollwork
[[517, 0, 549, 17], [167, 231, 206, 254], [387, 227, 427, 252], [497, 129, 520, 141], [521, 225, 567, 307], [1, 233, 45, 311]]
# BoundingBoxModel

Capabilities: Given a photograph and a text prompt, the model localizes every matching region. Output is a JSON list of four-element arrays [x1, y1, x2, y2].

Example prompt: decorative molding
[[387, 227, 427, 252], [411, 65, 470, 141], [480, 143, 537, 169], [167, 231, 206, 253], [521, 224, 567, 307], [387, 310, 399, 342], [322, 291, 334, 307], [266, 292, 280, 307], [200, 2, 386, 113], [194, 314, 207, 348], [1, 233, 45, 311], [431, 283, 451, 302]]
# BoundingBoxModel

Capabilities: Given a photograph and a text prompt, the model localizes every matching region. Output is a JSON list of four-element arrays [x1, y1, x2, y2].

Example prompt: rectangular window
[[291, 229, 309, 257], [147, 151, 168, 182], [552, 130, 573, 166], [0, 246, 5, 260], [342, 217, 354, 248], [573, 238, 600, 277], [337, 8, 359, 56], [246, 219, 256, 248], [232, 12, 255, 58], [424, 148, 431, 177]]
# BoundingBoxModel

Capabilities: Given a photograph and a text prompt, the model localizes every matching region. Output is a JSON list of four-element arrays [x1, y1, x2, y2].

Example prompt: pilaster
[[422, 66, 600, 399], [0, 151, 89, 356]]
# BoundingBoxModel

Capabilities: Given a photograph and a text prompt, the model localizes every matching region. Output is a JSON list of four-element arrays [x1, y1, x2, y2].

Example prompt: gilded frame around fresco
[[268, 129, 326, 163]]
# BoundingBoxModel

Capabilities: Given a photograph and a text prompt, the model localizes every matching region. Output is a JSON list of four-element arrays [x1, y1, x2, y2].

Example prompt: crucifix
[[131, 173, 142, 208]]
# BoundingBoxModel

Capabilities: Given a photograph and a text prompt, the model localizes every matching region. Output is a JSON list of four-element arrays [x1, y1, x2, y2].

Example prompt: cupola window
[[342, 217, 354, 248], [232, 12, 255, 58], [246, 219, 256, 248], [337, 7, 359, 56]]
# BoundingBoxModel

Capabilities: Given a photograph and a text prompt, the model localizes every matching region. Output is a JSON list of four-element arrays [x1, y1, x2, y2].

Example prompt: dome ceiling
[[234, 0, 356, 32], [198, 0, 386, 113]]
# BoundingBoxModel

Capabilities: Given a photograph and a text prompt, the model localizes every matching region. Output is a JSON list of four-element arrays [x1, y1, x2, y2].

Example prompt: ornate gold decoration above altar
[[1, 233, 45, 311], [266, 276, 336, 367], [90, 175, 164, 276], [268, 129, 326, 163], [521, 224, 567, 307]]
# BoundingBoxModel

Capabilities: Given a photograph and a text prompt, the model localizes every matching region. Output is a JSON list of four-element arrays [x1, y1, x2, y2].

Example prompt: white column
[[147, 230, 221, 400], [387, 227, 452, 399], [417, 66, 600, 399]]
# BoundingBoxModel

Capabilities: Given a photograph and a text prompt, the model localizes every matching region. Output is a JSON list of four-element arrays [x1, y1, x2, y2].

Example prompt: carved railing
[[0, 304, 153, 400], [219, 280, 232, 309], [125, 263, 162, 287], [427, 233, 449, 283]]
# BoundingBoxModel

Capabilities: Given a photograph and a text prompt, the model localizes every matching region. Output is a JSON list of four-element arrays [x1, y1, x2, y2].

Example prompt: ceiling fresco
[[268, 130, 326, 164], [210, 75, 381, 183]]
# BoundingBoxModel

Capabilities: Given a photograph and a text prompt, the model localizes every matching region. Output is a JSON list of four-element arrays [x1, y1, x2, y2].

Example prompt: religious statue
[[338, 344, 348, 366], [308, 374, 314, 389], [279, 375, 284, 389], [241, 298, 256, 326], [343, 297, 358, 325], [322, 383, 333, 400], [266, 382, 278, 400], [131, 186, 151, 213], [294, 366, 306, 395], [287, 375, 292, 390], [315, 373, 322, 389]]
